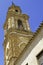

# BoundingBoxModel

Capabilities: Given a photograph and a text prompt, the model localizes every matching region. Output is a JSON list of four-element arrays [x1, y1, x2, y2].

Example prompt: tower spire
[[12, 1, 15, 6], [12, 1, 14, 5]]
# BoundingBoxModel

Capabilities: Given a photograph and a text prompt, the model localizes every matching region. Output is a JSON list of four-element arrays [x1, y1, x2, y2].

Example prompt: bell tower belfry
[[3, 3, 33, 65]]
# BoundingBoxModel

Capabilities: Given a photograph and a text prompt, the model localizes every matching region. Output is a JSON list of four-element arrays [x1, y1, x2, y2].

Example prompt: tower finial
[[12, 2, 14, 5], [12, 1, 15, 6]]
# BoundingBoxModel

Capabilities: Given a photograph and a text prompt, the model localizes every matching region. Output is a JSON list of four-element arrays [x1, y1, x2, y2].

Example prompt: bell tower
[[3, 3, 33, 65]]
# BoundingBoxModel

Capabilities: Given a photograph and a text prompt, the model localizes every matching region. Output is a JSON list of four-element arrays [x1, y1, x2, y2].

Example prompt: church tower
[[3, 3, 33, 65]]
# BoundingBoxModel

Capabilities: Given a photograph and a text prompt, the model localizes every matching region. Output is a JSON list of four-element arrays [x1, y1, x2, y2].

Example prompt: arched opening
[[18, 19, 24, 30], [15, 10, 18, 12]]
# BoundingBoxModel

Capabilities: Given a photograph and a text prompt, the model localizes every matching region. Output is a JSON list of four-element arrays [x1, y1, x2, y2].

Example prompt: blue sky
[[0, 0, 43, 65]]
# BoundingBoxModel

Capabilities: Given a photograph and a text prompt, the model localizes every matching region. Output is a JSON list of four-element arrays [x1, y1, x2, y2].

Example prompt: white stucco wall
[[21, 38, 43, 65]]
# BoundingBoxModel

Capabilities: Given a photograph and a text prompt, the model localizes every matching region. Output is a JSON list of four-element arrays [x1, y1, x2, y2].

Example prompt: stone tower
[[3, 3, 33, 65]]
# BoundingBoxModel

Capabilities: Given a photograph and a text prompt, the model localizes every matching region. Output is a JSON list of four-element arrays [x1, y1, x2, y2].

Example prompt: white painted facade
[[21, 38, 43, 65], [15, 25, 43, 65]]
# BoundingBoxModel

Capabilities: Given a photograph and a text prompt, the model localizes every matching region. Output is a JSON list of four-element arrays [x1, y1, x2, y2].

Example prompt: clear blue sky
[[0, 0, 43, 65]]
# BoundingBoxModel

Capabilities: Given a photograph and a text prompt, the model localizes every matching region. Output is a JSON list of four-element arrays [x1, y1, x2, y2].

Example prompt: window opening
[[18, 19, 24, 30], [36, 50, 43, 65], [26, 63, 28, 65]]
